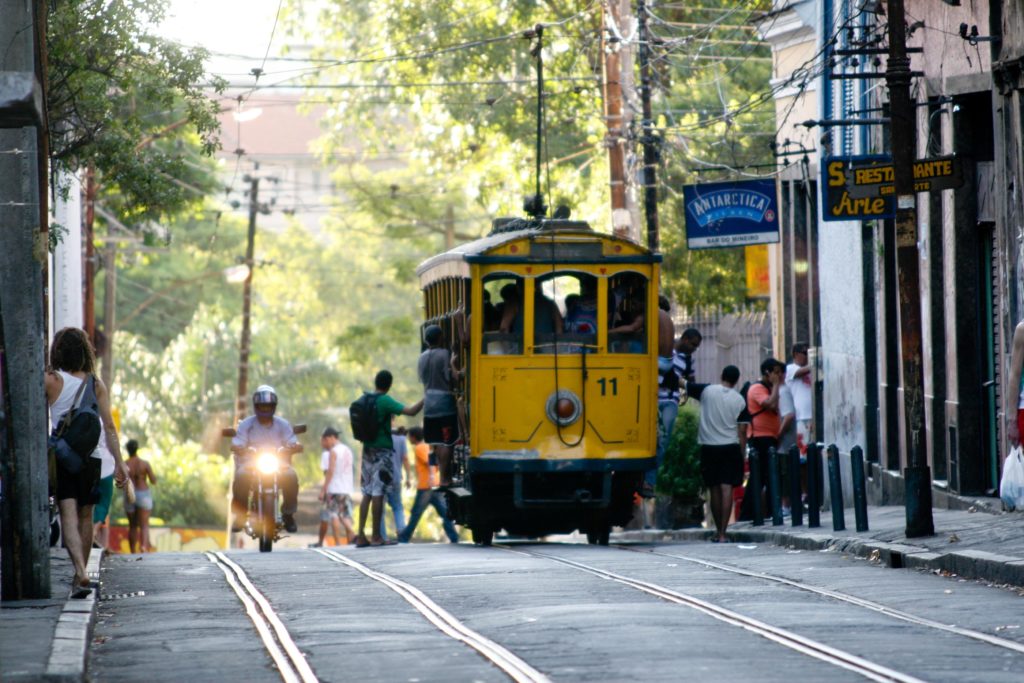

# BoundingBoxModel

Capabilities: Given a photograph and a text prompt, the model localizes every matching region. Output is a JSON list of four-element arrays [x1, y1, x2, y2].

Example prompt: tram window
[[535, 273, 597, 354], [608, 273, 647, 354], [482, 275, 523, 354]]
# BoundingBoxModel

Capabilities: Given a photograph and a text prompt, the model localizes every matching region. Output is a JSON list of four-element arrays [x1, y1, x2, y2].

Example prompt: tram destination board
[[821, 155, 964, 222]]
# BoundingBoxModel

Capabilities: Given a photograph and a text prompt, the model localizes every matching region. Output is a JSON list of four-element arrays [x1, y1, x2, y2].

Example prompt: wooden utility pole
[[886, 0, 934, 537], [445, 205, 455, 250], [603, 1, 630, 238], [0, 0, 50, 599], [101, 241, 117, 389], [84, 166, 97, 344], [637, 0, 660, 252], [235, 173, 260, 424]]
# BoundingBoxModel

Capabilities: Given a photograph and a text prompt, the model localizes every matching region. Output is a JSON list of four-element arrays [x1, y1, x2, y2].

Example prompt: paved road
[[89, 540, 1024, 682]]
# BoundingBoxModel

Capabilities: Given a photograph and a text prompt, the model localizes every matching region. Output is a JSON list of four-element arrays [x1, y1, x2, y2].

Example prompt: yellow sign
[[745, 244, 770, 298]]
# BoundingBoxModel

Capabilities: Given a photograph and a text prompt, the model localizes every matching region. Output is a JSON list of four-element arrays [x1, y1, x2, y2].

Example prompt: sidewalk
[[618, 502, 1024, 588], [0, 548, 101, 682]]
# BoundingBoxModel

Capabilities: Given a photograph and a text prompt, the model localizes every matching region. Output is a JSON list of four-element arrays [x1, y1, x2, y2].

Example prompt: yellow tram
[[416, 215, 661, 545]]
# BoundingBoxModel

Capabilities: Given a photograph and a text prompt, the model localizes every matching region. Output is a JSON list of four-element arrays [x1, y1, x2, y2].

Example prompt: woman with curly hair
[[45, 327, 128, 597]]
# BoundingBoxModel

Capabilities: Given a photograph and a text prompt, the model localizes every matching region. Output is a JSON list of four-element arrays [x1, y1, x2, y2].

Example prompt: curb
[[614, 527, 1024, 588], [44, 549, 101, 683]]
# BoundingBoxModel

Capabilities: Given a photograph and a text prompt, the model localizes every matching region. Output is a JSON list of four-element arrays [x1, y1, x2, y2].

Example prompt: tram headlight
[[256, 451, 279, 474], [545, 390, 582, 427]]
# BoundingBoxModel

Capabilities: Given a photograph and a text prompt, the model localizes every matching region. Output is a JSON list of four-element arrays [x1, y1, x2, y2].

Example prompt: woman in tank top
[[45, 327, 128, 597]]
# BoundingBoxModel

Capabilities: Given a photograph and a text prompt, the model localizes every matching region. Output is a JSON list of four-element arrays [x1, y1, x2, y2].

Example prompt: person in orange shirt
[[397, 427, 459, 543], [738, 358, 784, 522]]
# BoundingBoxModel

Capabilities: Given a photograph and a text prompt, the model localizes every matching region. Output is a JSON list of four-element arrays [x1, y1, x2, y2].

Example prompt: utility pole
[[84, 166, 97, 345], [886, 0, 934, 537], [101, 241, 117, 389], [445, 205, 455, 250], [602, 1, 630, 238], [637, 0, 661, 253], [0, 0, 50, 599], [235, 173, 260, 424]]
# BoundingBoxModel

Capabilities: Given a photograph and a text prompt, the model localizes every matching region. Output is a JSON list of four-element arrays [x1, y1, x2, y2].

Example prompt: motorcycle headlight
[[256, 452, 279, 474]]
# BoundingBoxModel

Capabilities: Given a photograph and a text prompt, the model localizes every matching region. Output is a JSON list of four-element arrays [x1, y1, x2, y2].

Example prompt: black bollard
[[788, 445, 803, 527], [806, 443, 821, 528], [827, 444, 846, 531], [768, 447, 783, 526], [851, 445, 869, 531], [749, 448, 763, 526]]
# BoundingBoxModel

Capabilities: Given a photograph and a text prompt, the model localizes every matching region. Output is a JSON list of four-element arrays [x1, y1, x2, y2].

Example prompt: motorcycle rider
[[230, 385, 303, 533]]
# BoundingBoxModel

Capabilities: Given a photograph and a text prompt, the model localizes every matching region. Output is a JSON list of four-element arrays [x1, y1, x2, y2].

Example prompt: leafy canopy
[[47, 0, 226, 222]]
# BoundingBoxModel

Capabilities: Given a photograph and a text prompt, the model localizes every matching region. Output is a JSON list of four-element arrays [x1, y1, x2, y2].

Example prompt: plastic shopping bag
[[1000, 446, 1024, 511]]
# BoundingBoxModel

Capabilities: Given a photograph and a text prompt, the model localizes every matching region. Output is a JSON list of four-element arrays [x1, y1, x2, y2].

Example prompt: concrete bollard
[[749, 448, 763, 526], [788, 445, 803, 527], [806, 443, 821, 528], [851, 445, 869, 531], [768, 447, 783, 526], [827, 444, 846, 531]]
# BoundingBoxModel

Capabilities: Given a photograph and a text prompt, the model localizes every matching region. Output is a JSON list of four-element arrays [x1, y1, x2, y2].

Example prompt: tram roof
[[416, 217, 657, 285]]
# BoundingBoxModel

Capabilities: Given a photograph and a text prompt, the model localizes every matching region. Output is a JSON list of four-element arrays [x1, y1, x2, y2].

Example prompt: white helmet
[[252, 385, 278, 418]]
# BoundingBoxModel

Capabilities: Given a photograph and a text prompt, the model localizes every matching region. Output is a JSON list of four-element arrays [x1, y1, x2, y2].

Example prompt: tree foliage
[[291, 0, 774, 309], [47, 0, 226, 222]]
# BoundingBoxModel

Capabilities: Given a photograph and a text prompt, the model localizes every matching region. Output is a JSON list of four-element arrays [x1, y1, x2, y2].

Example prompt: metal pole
[[637, 0, 660, 252], [749, 449, 763, 526], [768, 447, 783, 526], [827, 444, 846, 531], [788, 445, 803, 527], [806, 443, 821, 528], [851, 445, 869, 531], [885, 0, 934, 538], [235, 174, 259, 424]]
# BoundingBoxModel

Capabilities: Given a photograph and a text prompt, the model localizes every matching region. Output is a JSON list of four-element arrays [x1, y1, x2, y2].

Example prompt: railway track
[[499, 544, 929, 683], [205, 551, 319, 683], [314, 548, 551, 683], [616, 543, 1024, 657]]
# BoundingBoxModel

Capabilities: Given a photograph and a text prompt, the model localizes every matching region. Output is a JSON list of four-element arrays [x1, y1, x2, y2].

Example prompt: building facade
[[761, 0, 1009, 499]]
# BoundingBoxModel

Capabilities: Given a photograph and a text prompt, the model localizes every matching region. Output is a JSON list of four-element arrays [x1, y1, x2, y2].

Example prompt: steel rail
[[205, 552, 319, 683], [499, 545, 925, 683], [315, 548, 550, 683], [617, 544, 1024, 656]]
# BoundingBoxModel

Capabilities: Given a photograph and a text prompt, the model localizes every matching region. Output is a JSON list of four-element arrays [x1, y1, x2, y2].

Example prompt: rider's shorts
[[320, 493, 353, 521], [361, 447, 394, 497]]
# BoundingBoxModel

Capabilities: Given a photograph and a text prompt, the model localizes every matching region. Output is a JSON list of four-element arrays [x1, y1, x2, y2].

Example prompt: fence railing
[[672, 306, 771, 386]]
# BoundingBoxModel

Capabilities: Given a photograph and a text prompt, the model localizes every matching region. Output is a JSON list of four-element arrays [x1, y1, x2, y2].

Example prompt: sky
[[158, 0, 301, 89]]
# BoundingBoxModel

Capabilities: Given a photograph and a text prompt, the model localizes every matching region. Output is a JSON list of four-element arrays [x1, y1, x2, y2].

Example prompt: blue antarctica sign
[[682, 179, 780, 249]]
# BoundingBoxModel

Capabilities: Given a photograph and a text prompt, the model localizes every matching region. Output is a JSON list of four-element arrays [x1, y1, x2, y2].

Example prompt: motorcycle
[[222, 424, 306, 552]]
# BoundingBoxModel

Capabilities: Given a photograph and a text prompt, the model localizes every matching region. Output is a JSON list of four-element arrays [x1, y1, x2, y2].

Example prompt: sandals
[[70, 576, 92, 599]]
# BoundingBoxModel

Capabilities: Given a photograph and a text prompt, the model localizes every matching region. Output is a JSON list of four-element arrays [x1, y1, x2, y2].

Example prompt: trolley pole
[[234, 173, 259, 425], [885, 0, 934, 537], [637, 0, 660, 252]]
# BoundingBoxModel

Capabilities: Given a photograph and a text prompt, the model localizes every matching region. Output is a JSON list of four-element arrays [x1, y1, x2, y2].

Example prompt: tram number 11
[[597, 377, 618, 396]]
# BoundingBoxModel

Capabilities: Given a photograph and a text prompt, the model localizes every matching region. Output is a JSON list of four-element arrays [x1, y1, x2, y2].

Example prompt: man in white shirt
[[785, 342, 813, 455], [697, 365, 747, 542], [311, 427, 355, 547]]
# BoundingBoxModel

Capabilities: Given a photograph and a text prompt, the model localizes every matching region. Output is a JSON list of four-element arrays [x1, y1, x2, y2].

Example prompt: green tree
[[47, 0, 226, 222]]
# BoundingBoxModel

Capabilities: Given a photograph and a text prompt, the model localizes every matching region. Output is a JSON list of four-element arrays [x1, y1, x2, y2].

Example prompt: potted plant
[[654, 405, 705, 529]]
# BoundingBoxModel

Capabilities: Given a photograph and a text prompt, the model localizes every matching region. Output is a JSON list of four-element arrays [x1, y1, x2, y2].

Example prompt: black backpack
[[49, 375, 102, 473], [349, 392, 381, 443], [738, 380, 767, 422]]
